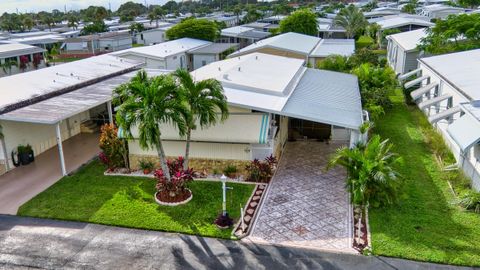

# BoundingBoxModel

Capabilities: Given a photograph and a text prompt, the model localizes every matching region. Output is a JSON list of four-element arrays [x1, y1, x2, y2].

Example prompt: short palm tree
[[334, 5, 367, 39], [174, 69, 229, 170], [114, 70, 190, 181], [327, 134, 402, 208], [1, 60, 16, 75], [148, 7, 164, 28]]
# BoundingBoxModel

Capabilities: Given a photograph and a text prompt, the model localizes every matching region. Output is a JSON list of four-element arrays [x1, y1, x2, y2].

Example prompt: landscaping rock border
[[154, 189, 193, 206], [352, 206, 369, 252], [232, 183, 268, 238]]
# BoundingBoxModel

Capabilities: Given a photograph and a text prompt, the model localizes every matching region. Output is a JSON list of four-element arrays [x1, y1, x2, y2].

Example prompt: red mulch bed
[[156, 189, 192, 203]]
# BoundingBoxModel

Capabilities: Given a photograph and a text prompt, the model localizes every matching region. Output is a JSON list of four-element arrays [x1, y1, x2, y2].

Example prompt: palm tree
[[67, 14, 79, 30], [334, 5, 367, 39], [327, 134, 402, 208], [47, 45, 60, 66], [41, 15, 55, 31], [21, 15, 35, 31], [173, 69, 229, 170], [114, 70, 190, 181], [148, 6, 164, 28]]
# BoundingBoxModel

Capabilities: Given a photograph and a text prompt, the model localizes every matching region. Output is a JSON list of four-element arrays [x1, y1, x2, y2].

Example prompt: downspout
[[0, 135, 9, 171]]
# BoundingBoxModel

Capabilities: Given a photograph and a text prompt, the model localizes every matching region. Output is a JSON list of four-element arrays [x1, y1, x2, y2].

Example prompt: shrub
[[356, 35, 374, 49], [223, 164, 237, 178], [458, 190, 480, 213], [138, 159, 154, 173], [99, 124, 127, 170], [245, 155, 278, 183], [154, 157, 195, 199]]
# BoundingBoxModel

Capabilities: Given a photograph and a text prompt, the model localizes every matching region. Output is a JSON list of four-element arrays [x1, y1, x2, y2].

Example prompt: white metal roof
[[112, 38, 211, 59], [221, 26, 255, 37], [376, 17, 434, 30], [229, 32, 321, 57], [0, 69, 169, 124], [192, 53, 362, 129], [0, 43, 45, 58], [447, 112, 480, 151], [310, 39, 355, 57], [9, 34, 65, 45], [0, 54, 143, 113], [419, 49, 480, 100], [387, 28, 428, 51]]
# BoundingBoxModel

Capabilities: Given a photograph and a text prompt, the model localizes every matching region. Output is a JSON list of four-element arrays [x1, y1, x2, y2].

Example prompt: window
[[202, 60, 207, 66]]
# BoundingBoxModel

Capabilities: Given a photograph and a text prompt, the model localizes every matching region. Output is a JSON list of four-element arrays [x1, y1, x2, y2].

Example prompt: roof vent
[[255, 55, 258, 60], [218, 67, 221, 71], [238, 67, 241, 72], [472, 100, 480, 108], [70, 73, 73, 76]]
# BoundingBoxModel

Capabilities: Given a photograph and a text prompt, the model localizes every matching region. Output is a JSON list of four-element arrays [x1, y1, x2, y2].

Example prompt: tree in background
[[81, 21, 108, 35], [334, 5, 367, 39], [458, 0, 480, 8], [279, 9, 318, 36], [173, 69, 229, 170], [117, 1, 147, 20], [129, 22, 145, 34], [21, 15, 35, 31], [242, 7, 262, 23], [67, 13, 80, 30], [148, 6, 165, 28], [419, 13, 480, 54], [41, 14, 55, 31], [166, 18, 219, 41], [402, 0, 419, 14]]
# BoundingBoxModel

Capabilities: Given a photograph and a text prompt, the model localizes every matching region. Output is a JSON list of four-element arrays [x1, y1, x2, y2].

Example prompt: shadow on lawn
[[370, 101, 480, 265]]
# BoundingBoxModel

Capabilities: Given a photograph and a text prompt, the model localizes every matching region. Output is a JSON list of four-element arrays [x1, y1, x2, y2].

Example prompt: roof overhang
[[447, 113, 480, 152]]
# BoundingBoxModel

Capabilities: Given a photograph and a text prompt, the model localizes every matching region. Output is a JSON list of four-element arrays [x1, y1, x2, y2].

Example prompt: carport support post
[[107, 101, 113, 124], [55, 122, 67, 176]]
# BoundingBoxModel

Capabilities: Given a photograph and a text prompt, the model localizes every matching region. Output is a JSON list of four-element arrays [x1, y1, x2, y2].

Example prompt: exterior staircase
[[80, 120, 100, 134]]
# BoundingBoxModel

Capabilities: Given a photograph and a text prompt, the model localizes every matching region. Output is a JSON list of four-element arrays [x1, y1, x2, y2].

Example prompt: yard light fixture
[[214, 174, 234, 229]]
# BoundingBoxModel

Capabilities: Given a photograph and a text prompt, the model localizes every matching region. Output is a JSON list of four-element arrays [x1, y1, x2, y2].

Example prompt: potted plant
[[139, 159, 154, 174], [17, 144, 34, 165], [223, 164, 237, 179]]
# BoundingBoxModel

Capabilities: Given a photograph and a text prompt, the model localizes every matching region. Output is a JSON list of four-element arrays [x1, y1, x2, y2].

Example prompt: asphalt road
[[0, 215, 477, 270]]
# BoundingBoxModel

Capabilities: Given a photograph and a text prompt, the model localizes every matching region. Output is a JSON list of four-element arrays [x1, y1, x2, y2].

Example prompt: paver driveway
[[247, 141, 354, 253]]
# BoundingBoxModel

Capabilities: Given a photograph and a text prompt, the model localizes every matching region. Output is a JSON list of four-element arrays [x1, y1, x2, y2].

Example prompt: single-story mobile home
[[126, 53, 365, 172], [228, 32, 355, 67], [401, 49, 480, 190], [0, 55, 144, 176], [386, 28, 428, 75], [0, 42, 46, 77]]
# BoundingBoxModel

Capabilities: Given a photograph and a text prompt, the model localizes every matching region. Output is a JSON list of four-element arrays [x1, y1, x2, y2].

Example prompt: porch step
[[80, 120, 99, 134]]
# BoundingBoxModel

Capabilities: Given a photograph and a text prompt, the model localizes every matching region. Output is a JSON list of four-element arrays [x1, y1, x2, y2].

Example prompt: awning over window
[[404, 75, 430, 89], [447, 113, 480, 152], [411, 82, 438, 101], [418, 94, 452, 110], [398, 68, 421, 81], [428, 106, 461, 124]]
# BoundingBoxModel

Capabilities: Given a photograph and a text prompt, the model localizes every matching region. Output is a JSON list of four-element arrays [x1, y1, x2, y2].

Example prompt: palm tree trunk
[[184, 128, 191, 170], [156, 136, 171, 181]]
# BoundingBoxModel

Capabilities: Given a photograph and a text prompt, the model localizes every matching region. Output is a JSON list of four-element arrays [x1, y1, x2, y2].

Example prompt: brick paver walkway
[[247, 141, 355, 253]]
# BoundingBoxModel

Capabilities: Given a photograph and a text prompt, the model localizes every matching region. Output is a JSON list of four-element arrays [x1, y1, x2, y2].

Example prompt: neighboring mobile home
[[0, 55, 144, 176], [386, 28, 428, 75], [401, 49, 480, 190], [112, 38, 211, 70], [0, 42, 46, 77], [228, 32, 355, 67]]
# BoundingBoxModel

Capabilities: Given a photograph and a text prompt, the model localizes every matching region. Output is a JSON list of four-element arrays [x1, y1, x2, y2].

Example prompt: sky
[[0, 0, 171, 13]]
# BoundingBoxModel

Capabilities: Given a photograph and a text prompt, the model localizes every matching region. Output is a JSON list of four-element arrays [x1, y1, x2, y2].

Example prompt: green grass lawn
[[18, 161, 255, 239], [369, 90, 480, 266]]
